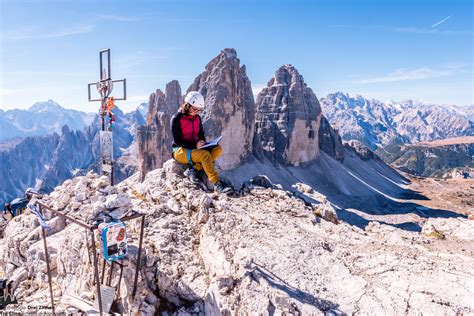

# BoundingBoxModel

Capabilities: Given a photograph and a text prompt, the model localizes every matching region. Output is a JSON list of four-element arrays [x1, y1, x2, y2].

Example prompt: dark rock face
[[344, 140, 378, 161], [0, 108, 140, 206], [146, 81, 182, 125], [254, 65, 322, 165], [137, 81, 182, 179], [318, 115, 344, 161], [187, 48, 255, 169], [0, 125, 98, 204]]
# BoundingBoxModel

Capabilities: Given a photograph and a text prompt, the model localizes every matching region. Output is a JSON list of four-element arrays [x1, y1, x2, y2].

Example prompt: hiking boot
[[184, 168, 201, 184], [214, 180, 234, 194]]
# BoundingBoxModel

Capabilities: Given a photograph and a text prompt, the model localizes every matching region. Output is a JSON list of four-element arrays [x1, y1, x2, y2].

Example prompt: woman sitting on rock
[[171, 91, 233, 193]]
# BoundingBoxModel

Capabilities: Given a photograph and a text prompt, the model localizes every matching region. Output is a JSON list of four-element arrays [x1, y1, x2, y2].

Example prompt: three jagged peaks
[[137, 48, 343, 176]]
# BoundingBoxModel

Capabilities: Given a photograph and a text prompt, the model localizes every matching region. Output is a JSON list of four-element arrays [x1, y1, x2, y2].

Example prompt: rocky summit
[[137, 49, 344, 175], [1, 48, 473, 315], [187, 48, 256, 170], [0, 161, 472, 315], [255, 65, 322, 166], [137, 80, 182, 179]]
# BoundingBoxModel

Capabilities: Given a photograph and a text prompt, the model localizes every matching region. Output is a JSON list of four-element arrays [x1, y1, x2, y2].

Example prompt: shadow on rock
[[248, 262, 340, 313]]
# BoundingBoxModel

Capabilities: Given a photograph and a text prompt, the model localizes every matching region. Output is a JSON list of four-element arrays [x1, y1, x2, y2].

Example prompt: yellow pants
[[173, 145, 222, 184]]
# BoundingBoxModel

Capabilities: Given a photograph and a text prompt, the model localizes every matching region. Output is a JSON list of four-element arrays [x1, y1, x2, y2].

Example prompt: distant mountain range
[[0, 88, 472, 205], [377, 136, 474, 178], [0, 103, 144, 206], [320, 92, 473, 150], [0, 100, 96, 141]]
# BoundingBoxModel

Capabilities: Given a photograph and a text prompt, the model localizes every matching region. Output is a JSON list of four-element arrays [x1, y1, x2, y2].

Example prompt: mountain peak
[[28, 100, 64, 113], [220, 48, 237, 60], [331, 91, 350, 99]]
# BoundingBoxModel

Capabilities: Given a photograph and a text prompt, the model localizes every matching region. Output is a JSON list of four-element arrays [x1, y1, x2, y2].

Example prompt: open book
[[199, 136, 223, 149]]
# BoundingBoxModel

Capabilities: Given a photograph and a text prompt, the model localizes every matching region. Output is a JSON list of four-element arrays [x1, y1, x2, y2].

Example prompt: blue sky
[[1, 0, 472, 113]]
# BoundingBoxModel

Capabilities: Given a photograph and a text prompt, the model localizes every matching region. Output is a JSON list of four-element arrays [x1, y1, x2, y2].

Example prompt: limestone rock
[[1, 132, 473, 315], [344, 139, 379, 161], [421, 223, 445, 239], [422, 218, 474, 240], [255, 64, 322, 165], [137, 80, 182, 180], [187, 48, 256, 170], [104, 193, 132, 209], [318, 115, 344, 161], [314, 200, 339, 224]]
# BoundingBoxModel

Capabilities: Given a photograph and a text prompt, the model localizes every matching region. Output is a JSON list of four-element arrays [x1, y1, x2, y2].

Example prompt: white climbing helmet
[[184, 91, 205, 110]]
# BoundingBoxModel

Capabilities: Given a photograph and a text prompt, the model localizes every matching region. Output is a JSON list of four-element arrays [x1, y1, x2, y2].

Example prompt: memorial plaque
[[93, 285, 116, 313], [100, 131, 113, 161], [102, 162, 113, 173]]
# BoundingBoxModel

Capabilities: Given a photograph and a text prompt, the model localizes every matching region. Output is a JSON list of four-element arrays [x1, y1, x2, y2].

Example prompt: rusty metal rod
[[41, 220, 55, 315], [85, 230, 92, 265], [90, 230, 103, 316], [111, 161, 114, 186], [107, 261, 115, 287], [35, 200, 146, 313], [116, 261, 124, 297], [132, 214, 145, 298], [100, 259, 106, 285], [36, 201, 92, 230], [120, 213, 143, 222]]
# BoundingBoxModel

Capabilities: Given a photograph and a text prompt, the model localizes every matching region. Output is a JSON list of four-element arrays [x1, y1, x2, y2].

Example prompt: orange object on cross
[[107, 97, 115, 112]]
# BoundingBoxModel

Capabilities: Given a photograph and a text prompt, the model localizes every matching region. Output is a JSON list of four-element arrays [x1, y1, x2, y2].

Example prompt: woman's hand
[[197, 140, 206, 148]]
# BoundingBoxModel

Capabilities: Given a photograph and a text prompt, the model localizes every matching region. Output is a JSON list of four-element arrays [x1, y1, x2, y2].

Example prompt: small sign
[[100, 131, 113, 161], [102, 162, 112, 174], [93, 285, 116, 313]]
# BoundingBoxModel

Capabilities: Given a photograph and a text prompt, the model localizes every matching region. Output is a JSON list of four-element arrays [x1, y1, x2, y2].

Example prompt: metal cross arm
[[87, 49, 127, 102], [87, 48, 127, 185], [88, 79, 127, 102]]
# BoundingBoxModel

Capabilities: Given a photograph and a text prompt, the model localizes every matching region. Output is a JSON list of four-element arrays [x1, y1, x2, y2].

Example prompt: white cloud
[[165, 18, 207, 22], [1, 25, 95, 40], [98, 15, 138, 22], [114, 51, 169, 72], [375, 25, 470, 35], [126, 74, 192, 79], [331, 24, 471, 35], [44, 25, 95, 38], [1, 88, 22, 97], [352, 64, 467, 84], [126, 95, 149, 103], [432, 15, 452, 28], [3, 70, 88, 77]]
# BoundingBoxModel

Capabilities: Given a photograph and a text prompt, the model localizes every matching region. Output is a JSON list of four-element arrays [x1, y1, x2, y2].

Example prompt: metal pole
[[90, 230, 103, 316], [40, 210, 55, 315], [100, 259, 106, 285], [107, 261, 115, 287], [36, 201, 93, 229], [111, 163, 114, 186], [116, 262, 124, 297], [108, 50, 111, 80], [86, 230, 92, 265], [101, 101, 105, 131], [132, 215, 145, 298]]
